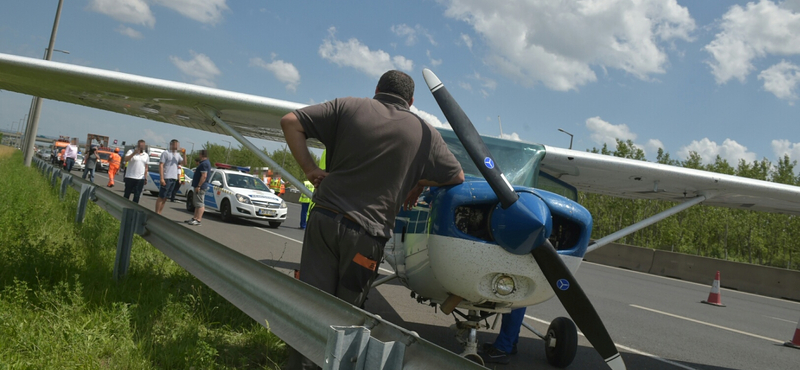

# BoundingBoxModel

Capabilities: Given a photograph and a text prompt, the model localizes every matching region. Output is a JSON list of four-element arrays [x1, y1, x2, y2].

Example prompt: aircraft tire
[[544, 317, 578, 368]]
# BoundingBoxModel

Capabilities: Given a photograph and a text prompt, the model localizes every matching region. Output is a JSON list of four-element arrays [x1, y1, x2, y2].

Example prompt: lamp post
[[222, 140, 232, 163], [186, 141, 195, 156], [23, 0, 65, 167], [558, 128, 574, 150]]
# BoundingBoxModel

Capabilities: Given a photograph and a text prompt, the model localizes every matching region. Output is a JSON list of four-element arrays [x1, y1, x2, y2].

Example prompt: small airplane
[[3, 53, 800, 369]]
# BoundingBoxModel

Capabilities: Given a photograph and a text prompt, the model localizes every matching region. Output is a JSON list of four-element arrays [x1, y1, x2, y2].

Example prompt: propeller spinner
[[422, 69, 627, 370]]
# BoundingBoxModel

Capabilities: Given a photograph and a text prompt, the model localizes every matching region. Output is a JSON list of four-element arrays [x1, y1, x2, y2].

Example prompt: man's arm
[[123, 150, 135, 162], [195, 172, 207, 190], [403, 171, 465, 210], [281, 112, 327, 186]]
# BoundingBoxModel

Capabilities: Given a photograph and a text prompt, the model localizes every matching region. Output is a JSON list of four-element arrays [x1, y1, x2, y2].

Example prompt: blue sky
[[1, 0, 799, 165]]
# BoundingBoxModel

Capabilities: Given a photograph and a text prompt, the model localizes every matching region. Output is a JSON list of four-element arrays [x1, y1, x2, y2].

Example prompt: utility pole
[[558, 128, 574, 150], [222, 140, 232, 163], [498, 115, 504, 138], [23, 0, 65, 167]]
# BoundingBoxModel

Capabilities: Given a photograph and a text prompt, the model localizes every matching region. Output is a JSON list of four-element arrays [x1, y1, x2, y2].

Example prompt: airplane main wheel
[[544, 317, 578, 368], [464, 353, 484, 366]]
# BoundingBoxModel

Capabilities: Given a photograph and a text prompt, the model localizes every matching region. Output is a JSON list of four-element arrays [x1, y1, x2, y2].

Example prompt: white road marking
[[584, 261, 800, 306], [764, 316, 797, 324], [523, 314, 697, 370], [630, 304, 784, 344], [255, 227, 395, 275]]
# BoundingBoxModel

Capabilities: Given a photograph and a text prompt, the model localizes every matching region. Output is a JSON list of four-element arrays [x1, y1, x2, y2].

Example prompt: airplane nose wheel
[[452, 310, 485, 366], [544, 317, 578, 368]]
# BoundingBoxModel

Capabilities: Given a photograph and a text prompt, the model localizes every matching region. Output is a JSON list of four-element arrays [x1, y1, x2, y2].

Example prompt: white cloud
[[460, 33, 473, 50], [169, 51, 221, 87], [772, 139, 800, 160], [150, 0, 228, 25], [758, 60, 800, 102], [88, 0, 155, 28], [705, 1, 800, 84], [115, 25, 143, 39], [458, 81, 473, 91], [442, 0, 695, 91], [391, 24, 437, 46], [499, 132, 522, 141], [470, 71, 497, 90], [250, 57, 301, 92], [409, 106, 451, 130], [586, 116, 637, 148], [678, 138, 757, 164], [319, 27, 413, 78], [427, 50, 442, 67], [644, 139, 665, 153]]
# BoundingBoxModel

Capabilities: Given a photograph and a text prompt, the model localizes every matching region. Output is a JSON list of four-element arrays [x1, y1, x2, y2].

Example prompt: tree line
[[582, 139, 800, 271], [186, 142, 319, 188]]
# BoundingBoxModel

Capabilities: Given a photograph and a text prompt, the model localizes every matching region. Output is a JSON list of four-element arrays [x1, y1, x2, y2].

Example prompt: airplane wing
[[0, 52, 323, 148], [540, 146, 800, 216]]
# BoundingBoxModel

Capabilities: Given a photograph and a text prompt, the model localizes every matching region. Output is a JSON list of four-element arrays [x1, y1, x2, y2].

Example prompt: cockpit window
[[437, 128, 546, 189]]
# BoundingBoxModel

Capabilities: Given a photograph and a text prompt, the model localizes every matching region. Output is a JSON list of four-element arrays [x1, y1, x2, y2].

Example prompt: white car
[[73, 155, 85, 171], [186, 168, 287, 228]]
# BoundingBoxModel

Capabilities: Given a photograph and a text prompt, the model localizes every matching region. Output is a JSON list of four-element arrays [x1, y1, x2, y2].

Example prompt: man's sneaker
[[188, 219, 201, 226], [479, 345, 510, 365], [481, 343, 517, 355], [184, 218, 196, 224]]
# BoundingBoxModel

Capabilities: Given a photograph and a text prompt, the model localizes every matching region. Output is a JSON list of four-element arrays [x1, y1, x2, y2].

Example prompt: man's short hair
[[170, 139, 179, 144], [137, 139, 146, 144], [377, 70, 414, 104], [199, 149, 208, 157]]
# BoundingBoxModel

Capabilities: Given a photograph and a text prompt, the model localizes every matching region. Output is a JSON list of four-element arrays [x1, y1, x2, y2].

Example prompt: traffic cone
[[701, 271, 725, 307], [784, 317, 800, 349]]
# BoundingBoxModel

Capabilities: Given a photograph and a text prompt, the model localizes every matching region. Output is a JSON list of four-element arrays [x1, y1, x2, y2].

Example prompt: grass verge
[[0, 149, 285, 369]]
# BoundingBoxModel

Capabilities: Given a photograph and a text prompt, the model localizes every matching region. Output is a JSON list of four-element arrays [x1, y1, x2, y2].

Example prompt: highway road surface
[[92, 170, 800, 369]]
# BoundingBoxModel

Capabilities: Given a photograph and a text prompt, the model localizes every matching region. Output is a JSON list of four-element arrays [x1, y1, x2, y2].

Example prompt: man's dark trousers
[[123, 178, 145, 203], [284, 208, 388, 370]]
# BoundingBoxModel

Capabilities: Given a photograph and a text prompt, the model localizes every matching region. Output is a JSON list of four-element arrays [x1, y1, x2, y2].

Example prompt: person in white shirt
[[63, 138, 79, 172], [155, 139, 186, 214], [123, 139, 149, 204]]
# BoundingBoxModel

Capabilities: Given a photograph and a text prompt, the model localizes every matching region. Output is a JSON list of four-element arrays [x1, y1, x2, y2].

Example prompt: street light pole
[[558, 128, 574, 150], [186, 141, 195, 156], [222, 140, 232, 163], [23, 0, 65, 167]]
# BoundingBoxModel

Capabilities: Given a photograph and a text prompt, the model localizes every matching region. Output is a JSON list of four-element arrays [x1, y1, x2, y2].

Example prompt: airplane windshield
[[226, 173, 271, 192], [437, 129, 546, 189]]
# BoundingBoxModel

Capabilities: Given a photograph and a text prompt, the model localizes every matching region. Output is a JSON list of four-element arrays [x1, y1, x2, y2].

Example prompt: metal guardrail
[[31, 157, 486, 370]]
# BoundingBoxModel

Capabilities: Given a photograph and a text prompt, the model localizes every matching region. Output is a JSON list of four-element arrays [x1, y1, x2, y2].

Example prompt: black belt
[[313, 206, 362, 229]]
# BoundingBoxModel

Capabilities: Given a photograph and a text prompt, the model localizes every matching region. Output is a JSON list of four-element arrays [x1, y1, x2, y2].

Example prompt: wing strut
[[199, 108, 313, 199], [587, 193, 715, 253]]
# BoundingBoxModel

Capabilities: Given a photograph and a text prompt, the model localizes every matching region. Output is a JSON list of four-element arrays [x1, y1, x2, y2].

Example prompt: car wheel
[[186, 192, 195, 212], [220, 200, 234, 223], [268, 221, 281, 229]]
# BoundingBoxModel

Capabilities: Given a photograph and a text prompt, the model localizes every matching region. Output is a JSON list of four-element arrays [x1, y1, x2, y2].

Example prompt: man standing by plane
[[280, 70, 465, 369], [123, 140, 149, 204], [155, 139, 185, 215]]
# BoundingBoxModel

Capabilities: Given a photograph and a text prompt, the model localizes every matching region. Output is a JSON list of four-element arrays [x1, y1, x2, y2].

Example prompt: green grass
[[0, 150, 286, 369]]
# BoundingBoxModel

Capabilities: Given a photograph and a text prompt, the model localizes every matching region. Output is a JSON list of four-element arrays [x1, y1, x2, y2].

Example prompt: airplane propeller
[[422, 69, 627, 370]]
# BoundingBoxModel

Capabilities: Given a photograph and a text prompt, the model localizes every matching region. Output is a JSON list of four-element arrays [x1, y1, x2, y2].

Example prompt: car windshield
[[98, 153, 110, 160], [183, 168, 194, 178], [77, 155, 84, 161], [226, 173, 271, 191], [437, 128, 546, 188]]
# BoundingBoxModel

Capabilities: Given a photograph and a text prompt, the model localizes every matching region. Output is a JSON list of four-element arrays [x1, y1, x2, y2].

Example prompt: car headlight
[[280, 201, 287, 209], [235, 194, 252, 204], [493, 275, 516, 296]]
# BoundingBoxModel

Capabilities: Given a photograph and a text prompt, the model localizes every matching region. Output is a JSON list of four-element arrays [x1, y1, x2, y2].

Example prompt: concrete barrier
[[650, 250, 800, 301], [586, 242, 800, 301], [283, 191, 301, 204], [584, 242, 655, 273]]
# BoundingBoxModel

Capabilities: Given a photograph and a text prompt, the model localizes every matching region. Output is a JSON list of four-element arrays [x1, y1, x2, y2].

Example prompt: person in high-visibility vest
[[307, 149, 326, 219], [106, 147, 122, 187], [298, 180, 315, 229], [269, 175, 281, 194]]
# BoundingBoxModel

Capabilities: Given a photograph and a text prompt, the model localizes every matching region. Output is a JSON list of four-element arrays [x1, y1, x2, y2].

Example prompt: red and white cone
[[701, 271, 725, 307], [785, 317, 800, 349]]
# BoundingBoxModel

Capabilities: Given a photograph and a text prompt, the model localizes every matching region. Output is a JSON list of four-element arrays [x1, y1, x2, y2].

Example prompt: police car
[[143, 163, 195, 197], [185, 168, 287, 228]]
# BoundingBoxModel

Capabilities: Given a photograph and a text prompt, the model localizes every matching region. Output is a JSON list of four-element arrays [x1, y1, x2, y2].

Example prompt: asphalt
[[91, 170, 800, 370]]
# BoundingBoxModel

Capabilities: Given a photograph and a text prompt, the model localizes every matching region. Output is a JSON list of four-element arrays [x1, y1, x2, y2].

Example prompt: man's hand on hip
[[306, 167, 329, 188]]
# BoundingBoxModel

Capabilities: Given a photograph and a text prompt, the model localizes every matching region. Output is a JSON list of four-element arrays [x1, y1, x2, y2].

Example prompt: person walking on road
[[63, 138, 79, 172], [298, 180, 314, 229], [123, 140, 149, 204], [280, 70, 465, 369], [186, 150, 210, 226], [82, 147, 99, 183], [155, 139, 185, 215], [106, 147, 121, 187]]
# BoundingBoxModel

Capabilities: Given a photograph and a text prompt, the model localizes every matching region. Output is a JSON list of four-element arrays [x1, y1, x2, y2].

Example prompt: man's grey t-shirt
[[294, 93, 462, 238], [159, 151, 183, 180]]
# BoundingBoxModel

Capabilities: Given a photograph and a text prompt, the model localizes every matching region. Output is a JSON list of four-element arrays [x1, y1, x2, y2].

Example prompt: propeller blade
[[533, 240, 626, 370], [422, 69, 519, 209]]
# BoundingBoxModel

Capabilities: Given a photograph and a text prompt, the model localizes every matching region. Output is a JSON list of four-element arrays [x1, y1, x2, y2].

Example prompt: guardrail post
[[60, 173, 72, 200], [51, 168, 60, 187], [113, 208, 147, 281], [323, 326, 405, 370], [75, 184, 96, 224]]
